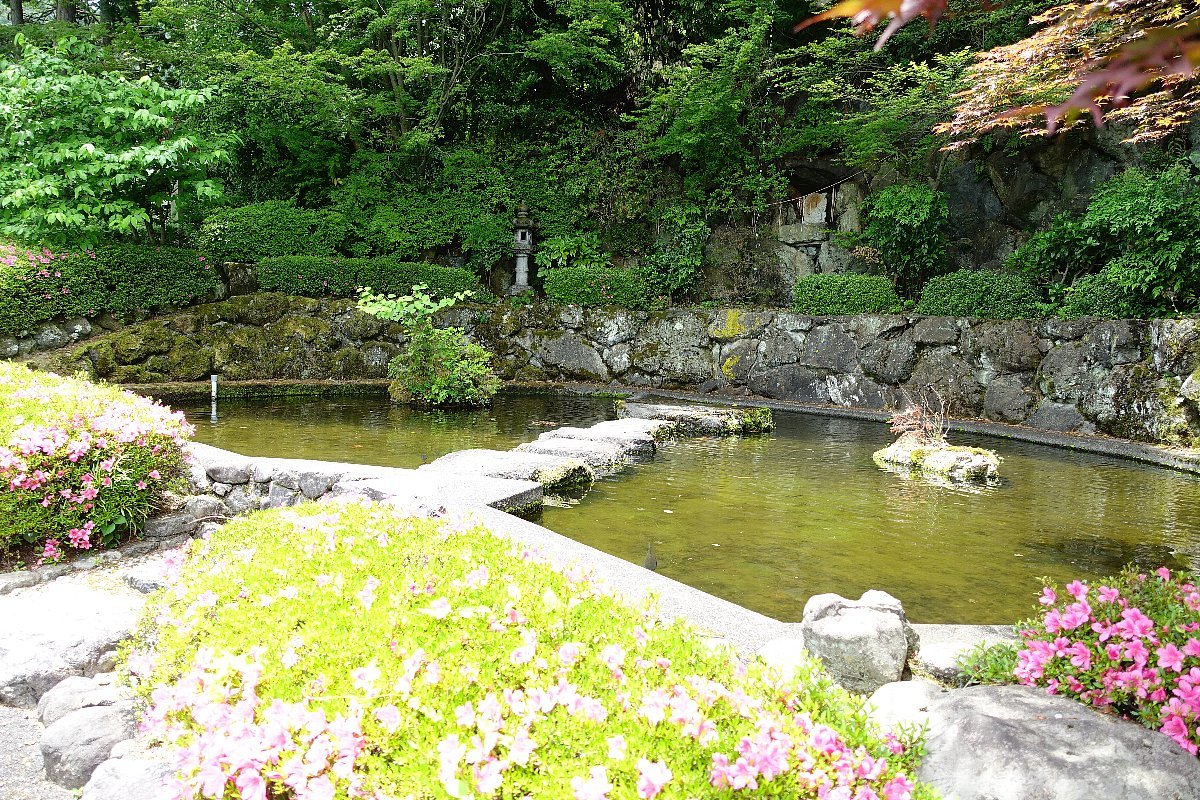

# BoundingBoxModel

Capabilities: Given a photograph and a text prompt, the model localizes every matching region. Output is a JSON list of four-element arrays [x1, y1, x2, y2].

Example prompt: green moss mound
[[129, 501, 929, 799], [792, 274, 903, 315]]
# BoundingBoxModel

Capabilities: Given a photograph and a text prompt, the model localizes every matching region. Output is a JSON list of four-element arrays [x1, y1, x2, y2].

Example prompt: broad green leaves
[[0, 35, 231, 246]]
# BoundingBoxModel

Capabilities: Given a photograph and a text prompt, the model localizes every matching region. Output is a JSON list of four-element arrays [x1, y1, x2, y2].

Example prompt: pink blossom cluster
[[1014, 568, 1200, 753], [142, 649, 367, 800], [1, 363, 193, 557]]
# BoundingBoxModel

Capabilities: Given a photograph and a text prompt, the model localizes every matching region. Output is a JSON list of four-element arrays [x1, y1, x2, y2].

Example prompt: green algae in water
[[538, 413, 1200, 625], [183, 395, 1200, 625]]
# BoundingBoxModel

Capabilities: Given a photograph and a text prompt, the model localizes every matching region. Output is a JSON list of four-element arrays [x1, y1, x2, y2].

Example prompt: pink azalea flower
[[373, 705, 401, 733], [635, 758, 672, 799], [422, 598, 452, 619], [570, 766, 612, 800], [606, 735, 626, 761]]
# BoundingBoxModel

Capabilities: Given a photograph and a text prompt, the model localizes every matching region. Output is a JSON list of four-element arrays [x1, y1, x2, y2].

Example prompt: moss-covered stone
[[340, 310, 385, 341], [108, 323, 176, 362], [266, 314, 333, 346], [164, 346, 216, 381], [873, 434, 1000, 483], [230, 292, 292, 326], [326, 347, 367, 379]]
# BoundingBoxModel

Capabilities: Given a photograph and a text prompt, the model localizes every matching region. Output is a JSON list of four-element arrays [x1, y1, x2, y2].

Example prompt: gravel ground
[[0, 706, 71, 800]]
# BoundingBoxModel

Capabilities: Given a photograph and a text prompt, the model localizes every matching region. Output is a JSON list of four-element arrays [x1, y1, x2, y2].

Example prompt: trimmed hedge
[[0, 244, 219, 337], [257, 255, 487, 300], [542, 265, 657, 309], [129, 501, 929, 799], [198, 201, 350, 264], [1059, 273, 1146, 319], [0, 361, 191, 555], [915, 269, 1042, 319], [792, 274, 903, 315]]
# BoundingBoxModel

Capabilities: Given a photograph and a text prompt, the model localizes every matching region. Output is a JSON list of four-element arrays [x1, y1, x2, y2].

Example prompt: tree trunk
[[9, 0, 22, 25], [55, 0, 76, 22]]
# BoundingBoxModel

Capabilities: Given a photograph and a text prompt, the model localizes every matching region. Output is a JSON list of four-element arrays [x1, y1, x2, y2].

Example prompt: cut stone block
[[516, 437, 631, 471], [617, 401, 773, 435], [539, 420, 660, 457], [419, 449, 594, 492], [333, 469, 543, 516]]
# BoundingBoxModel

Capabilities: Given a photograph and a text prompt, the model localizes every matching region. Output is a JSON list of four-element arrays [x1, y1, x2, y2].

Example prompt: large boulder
[[41, 703, 137, 789], [37, 676, 123, 727], [81, 757, 173, 800], [873, 434, 1000, 483], [876, 684, 1200, 800], [0, 576, 145, 708], [798, 590, 918, 694]]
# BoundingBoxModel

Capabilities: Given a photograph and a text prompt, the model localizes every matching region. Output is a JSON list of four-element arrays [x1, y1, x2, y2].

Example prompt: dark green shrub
[[386, 328, 501, 407], [0, 244, 219, 336], [792, 274, 903, 315], [1007, 164, 1200, 316], [916, 269, 1042, 318], [198, 201, 349, 264], [861, 183, 949, 298], [542, 265, 657, 309], [256, 255, 486, 300], [1059, 272, 1150, 319]]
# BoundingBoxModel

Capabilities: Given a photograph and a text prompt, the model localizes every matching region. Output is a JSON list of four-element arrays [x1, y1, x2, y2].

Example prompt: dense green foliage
[[0, 35, 228, 247], [542, 266, 658, 309], [0, 244, 219, 336], [916, 269, 1043, 319], [1008, 164, 1200, 318], [128, 500, 931, 798], [257, 256, 485, 300], [792, 274, 903, 315], [0, 362, 190, 556], [854, 184, 949, 299], [198, 201, 350, 264], [359, 284, 501, 407]]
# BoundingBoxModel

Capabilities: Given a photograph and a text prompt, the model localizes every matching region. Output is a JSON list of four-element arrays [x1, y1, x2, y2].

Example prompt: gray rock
[[141, 511, 195, 540], [965, 320, 1044, 375], [0, 577, 144, 707], [516, 437, 630, 471], [37, 677, 122, 727], [983, 373, 1037, 423], [33, 325, 70, 352], [913, 685, 1200, 800], [906, 347, 985, 414], [585, 309, 642, 347], [533, 330, 608, 381], [1036, 341, 1092, 402], [859, 331, 918, 384], [826, 373, 892, 410], [81, 757, 173, 800], [1084, 319, 1146, 367], [867, 678, 948, 731], [539, 421, 658, 457], [750, 364, 829, 404], [0, 571, 40, 595], [298, 470, 340, 500], [1040, 317, 1095, 341], [756, 326, 803, 369], [799, 324, 859, 372], [616, 401, 771, 435], [1025, 399, 1088, 432], [913, 317, 960, 345], [630, 314, 713, 385], [62, 318, 92, 342], [41, 703, 137, 789], [1151, 318, 1200, 374], [121, 564, 165, 595], [910, 623, 1020, 682], [603, 342, 632, 375], [0, 336, 17, 359], [717, 338, 760, 384], [799, 590, 917, 694], [187, 442, 253, 484], [210, 481, 232, 497], [266, 482, 301, 508], [182, 495, 226, 523], [421, 449, 594, 492], [222, 484, 261, 515]]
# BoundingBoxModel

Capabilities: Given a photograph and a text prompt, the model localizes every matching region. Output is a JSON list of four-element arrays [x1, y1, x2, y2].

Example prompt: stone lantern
[[511, 204, 535, 295]]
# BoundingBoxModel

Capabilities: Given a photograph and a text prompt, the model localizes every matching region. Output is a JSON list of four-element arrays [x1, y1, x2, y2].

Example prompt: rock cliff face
[[21, 293, 1200, 447]]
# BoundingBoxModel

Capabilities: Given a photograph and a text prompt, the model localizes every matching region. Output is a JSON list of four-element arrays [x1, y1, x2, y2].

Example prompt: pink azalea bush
[[127, 500, 933, 799], [1012, 567, 1200, 754], [0, 361, 192, 557]]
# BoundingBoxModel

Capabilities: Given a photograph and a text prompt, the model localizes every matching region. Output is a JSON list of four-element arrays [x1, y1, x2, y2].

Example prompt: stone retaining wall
[[25, 293, 1200, 446]]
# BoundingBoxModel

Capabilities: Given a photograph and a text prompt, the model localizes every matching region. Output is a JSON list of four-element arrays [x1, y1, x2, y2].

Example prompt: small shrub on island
[[1008, 567, 1200, 754], [0, 361, 192, 560], [359, 284, 501, 408], [873, 403, 1000, 484], [126, 501, 930, 800]]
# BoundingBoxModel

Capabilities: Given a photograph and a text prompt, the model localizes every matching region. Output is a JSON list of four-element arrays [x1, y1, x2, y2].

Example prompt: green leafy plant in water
[[358, 283, 500, 408]]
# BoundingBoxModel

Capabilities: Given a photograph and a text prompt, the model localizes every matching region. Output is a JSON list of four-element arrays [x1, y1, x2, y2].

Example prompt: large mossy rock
[[873, 433, 1000, 483]]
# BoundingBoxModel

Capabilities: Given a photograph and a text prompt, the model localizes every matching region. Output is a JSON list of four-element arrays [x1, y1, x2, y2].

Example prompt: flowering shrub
[[1012, 567, 1200, 754], [0, 361, 192, 558], [0, 243, 219, 337], [127, 501, 932, 800]]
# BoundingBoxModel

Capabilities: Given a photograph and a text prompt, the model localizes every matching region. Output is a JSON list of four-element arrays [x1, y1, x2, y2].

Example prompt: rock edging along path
[[22, 293, 1200, 447]]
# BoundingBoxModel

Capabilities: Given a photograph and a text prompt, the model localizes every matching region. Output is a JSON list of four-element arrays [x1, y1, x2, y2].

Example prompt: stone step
[[516, 437, 632, 471], [418, 448, 593, 493], [617, 401, 773, 435], [538, 421, 662, 458], [332, 469, 543, 516]]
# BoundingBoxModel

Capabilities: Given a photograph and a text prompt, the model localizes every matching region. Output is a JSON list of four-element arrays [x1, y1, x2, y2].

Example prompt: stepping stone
[[539, 420, 663, 457], [419, 449, 593, 492], [333, 469, 543, 516], [41, 702, 137, 789], [617, 401, 772, 435], [516, 437, 631, 471]]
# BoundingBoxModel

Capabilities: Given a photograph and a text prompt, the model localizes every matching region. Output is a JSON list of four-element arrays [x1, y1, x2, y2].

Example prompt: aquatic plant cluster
[[1014, 567, 1200, 754], [0, 361, 191, 558], [128, 501, 931, 800]]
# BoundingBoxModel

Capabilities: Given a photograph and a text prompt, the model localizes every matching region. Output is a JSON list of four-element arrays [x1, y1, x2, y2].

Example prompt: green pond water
[[185, 395, 1200, 625]]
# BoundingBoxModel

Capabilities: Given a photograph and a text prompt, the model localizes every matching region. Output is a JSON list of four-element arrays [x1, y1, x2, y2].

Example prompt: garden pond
[[184, 394, 1200, 625]]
